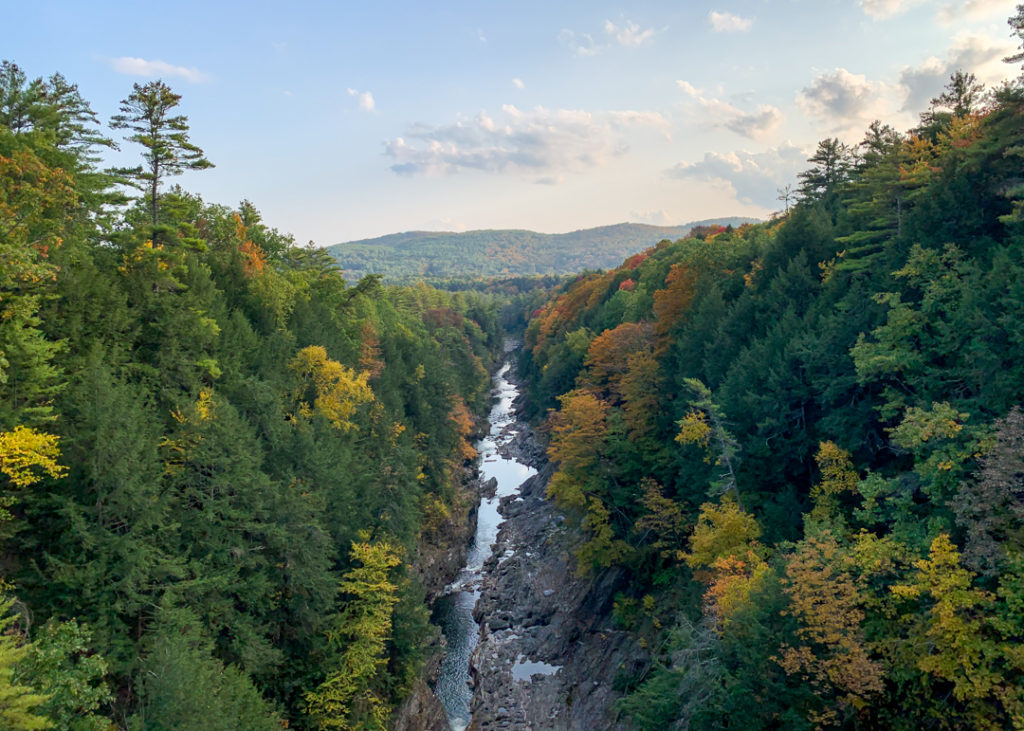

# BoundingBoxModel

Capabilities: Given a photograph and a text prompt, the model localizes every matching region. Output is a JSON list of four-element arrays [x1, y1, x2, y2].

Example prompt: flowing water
[[432, 362, 537, 731]]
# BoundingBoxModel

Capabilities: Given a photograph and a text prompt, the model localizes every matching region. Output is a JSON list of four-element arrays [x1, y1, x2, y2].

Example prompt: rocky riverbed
[[464, 376, 648, 730]]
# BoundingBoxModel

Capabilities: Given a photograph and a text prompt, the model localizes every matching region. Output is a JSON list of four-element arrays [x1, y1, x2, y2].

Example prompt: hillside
[[327, 219, 757, 282]]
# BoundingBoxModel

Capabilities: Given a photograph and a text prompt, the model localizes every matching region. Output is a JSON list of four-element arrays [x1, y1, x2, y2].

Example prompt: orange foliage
[[530, 272, 616, 355], [547, 389, 609, 473], [423, 307, 464, 330], [449, 398, 477, 462], [703, 551, 770, 627], [621, 249, 652, 270], [620, 350, 660, 441], [357, 320, 385, 379], [652, 263, 697, 343], [582, 322, 654, 401], [778, 533, 883, 725], [233, 213, 267, 277]]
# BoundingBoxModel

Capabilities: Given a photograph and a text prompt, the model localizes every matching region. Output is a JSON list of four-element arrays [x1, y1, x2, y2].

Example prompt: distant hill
[[327, 218, 758, 282]]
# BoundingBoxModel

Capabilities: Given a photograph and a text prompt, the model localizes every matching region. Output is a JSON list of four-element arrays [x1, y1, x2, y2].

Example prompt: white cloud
[[679, 83, 782, 140], [899, 33, 1013, 112], [385, 105, 670, 177], [797, 68, 892, 125], [725, 105, 784, 139], [512, 78, 525, 89], [708, 11, 753, 32], [676, 80, 701, 96], [667, 143, 809, 207], [858, 0, 927, 19], [630, 209, 677, 225], [604, 19, 657, 46], [108, 57, 210, 83], [560, 19, 658, 55], [347, 88, 376, 111], [937, 0, 1009, 24]]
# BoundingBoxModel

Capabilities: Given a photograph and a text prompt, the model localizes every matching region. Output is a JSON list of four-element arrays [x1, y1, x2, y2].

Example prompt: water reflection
[[432, 363, 537, 730]]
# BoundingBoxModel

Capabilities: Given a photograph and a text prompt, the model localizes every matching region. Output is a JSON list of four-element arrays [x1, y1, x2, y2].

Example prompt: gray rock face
[[466, 424, 646, 730]]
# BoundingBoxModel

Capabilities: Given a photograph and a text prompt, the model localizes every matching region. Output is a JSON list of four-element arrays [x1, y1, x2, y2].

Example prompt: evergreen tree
[[109, 81, 212, 230]]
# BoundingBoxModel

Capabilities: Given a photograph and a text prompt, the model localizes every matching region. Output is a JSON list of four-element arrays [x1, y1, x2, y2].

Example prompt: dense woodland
[[327, 220, 755, 284], [521, 17, 1024, 728], [5, 7, 1024, 731], [0, 64, 501, 728]]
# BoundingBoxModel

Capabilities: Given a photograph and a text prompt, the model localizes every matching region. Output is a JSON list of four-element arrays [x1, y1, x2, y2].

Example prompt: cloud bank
[[668, 143, 809, 207], [385, 105, 670, 177]]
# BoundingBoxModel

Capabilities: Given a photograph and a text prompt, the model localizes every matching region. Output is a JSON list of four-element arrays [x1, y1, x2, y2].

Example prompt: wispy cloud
[[857, 0, 927, 19], [108, 57, 210, 83], [667, 143, 809, 207], [937, 0, 1010, 24], [559, 18, 658, 55], [604, 19, 657, 46], [678, 80, 782, 140], [385, 105, 670, 177], [559, 29, 601, 56], [347, 88, 376, 112], [512, 78, 525, 89], [708, 11, 753, 32]]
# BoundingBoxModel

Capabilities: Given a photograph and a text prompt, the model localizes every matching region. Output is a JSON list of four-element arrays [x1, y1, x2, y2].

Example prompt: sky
[[8, 0, 1022, 244]]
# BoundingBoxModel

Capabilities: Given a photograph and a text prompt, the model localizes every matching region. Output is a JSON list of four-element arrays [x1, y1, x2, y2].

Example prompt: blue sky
[[8, 0, 1021, 244]]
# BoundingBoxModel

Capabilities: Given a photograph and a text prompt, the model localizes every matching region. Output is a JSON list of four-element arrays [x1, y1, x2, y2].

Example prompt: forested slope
[[327, 219, 756, 283], [521, 69, 1024, 728], [0, 63, 501, 728]]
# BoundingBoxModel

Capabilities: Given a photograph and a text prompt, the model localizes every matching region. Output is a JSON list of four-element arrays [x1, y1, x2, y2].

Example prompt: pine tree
[[109, 81, 212, 230]]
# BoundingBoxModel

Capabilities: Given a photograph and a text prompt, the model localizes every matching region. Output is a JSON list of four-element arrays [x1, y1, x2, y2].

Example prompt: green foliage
[[0, 595, 51, 730], [0, 61, 501, 730], [109, 80, 213, 228], [131, 606, 281, 731], [327, 219, 756, 283], [18, 619, 109, 731], [521, 51, 1024, 730]]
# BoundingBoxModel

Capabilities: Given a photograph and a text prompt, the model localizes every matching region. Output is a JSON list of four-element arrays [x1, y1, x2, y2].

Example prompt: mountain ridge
[[327, 218, 758, 282]]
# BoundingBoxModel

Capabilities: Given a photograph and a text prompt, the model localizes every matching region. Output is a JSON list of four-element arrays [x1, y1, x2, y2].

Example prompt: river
[[431, 362, 537, 731]]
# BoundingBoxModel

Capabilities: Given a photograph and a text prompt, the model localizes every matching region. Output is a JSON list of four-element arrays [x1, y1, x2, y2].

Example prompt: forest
[[0, 65, 502, 728], [520, 41, 1024, 730], [4, 6, 1024, 730], [326, 220, 754, 284]]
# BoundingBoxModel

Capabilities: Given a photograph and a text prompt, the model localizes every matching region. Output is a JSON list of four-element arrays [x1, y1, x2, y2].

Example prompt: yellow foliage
[[675, 410, 712, 450], [546, 389, 608, 474], [685, 498, 761, 571], [778, 533, 883, 723], [290, 346, 374, 431], [891, 534, 1005, 705], [305, 539, 402, 730], [546, 471, 587, 512], [705, 551, 771, 627], [0, 426, 66, 489]]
